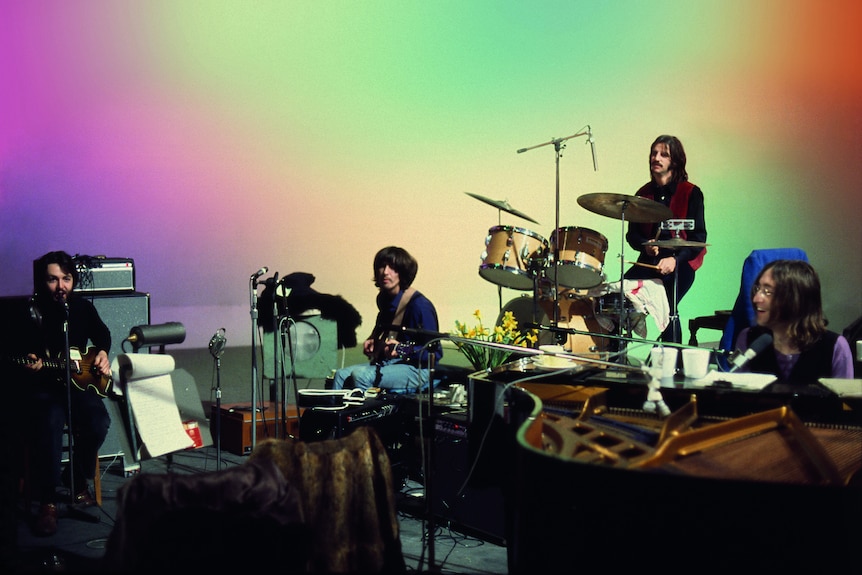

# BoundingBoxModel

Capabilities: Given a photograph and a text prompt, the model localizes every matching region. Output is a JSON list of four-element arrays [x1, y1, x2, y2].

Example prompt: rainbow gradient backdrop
[[2, 1, 860, 356]]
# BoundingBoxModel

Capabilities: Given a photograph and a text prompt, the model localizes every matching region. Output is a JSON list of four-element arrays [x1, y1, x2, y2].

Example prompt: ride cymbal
[[577, 193, 673, 223], [465, 192, 539, 224]]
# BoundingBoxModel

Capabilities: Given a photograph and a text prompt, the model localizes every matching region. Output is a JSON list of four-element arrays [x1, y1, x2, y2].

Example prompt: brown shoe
[[74, 488, 96, 507], [34, 503, 58, 537]]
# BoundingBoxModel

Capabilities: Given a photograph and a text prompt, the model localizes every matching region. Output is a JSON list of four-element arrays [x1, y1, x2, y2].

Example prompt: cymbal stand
[[615, 203, 630, 363], [667, 258, 681, 344], [496, 209, 503, 313]]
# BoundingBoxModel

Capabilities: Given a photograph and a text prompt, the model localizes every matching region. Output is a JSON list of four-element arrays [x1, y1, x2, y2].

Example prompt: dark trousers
[[28, 385, 110, 502]]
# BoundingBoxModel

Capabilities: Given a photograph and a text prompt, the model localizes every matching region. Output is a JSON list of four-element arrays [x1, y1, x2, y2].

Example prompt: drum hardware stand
[[659, 220, 694, 344], [517, 127, 592, 335], [614, 201, 631, 363]]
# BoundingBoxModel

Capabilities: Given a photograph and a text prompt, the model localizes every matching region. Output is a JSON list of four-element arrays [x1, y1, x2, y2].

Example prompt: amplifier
[[215, 402, 304, 456], [299, 398, 400, 442], [431, 411, 506, 543], [75, 257, 136, 292]]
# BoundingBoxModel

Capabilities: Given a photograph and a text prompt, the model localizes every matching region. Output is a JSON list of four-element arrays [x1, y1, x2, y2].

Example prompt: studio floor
[[5, 345, 510, 574], [8, 447, 509, 574]]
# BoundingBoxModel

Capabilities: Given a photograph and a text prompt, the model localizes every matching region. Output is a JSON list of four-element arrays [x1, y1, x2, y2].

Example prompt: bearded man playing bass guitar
[[16, 251, 113, 537], [331, 246, 442, 393]]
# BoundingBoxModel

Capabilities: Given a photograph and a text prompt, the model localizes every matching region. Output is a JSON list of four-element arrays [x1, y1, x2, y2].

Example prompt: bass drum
[[497, 294, 611, 357]]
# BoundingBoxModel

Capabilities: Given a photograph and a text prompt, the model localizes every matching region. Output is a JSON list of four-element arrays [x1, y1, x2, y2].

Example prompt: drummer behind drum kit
[[469, 191, 707, 360]]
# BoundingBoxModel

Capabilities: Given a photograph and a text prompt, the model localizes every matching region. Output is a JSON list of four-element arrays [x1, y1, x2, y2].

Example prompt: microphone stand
[[61, 301, 99, 524], [517, 128, 591, 341], [214, 353, 223, 466], [249, 271, 265, 450], [411, 337, 444, 574], [272, 294, 281, 439], [279, 313, 300, 438], [208, 330, 226, 469]]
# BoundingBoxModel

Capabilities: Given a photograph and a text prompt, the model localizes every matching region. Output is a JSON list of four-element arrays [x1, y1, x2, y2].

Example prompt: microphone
[[250, 267, 268, 280], [208, 328, 226, 359], [729, 333, 773, 372], [588, 125, 597, 171]]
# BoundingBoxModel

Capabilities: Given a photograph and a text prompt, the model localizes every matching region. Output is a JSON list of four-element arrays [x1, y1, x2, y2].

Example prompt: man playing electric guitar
[[332, 246, 442, 393], [13, 251, 113, 537]]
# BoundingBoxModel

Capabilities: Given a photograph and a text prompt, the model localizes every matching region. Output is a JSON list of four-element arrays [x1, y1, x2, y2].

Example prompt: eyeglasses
[[752, 284, 773, 298]]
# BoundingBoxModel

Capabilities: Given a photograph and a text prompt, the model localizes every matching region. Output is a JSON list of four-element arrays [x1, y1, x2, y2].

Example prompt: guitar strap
[[389, 287, 416, 335]]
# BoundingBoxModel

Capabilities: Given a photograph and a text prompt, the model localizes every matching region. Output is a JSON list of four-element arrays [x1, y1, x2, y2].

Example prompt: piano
[[466, 358, 862, 572]]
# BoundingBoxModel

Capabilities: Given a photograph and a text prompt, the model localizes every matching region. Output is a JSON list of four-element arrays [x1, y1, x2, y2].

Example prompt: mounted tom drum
[[480, 225, 548, 291], [548, 226, 608, 289]]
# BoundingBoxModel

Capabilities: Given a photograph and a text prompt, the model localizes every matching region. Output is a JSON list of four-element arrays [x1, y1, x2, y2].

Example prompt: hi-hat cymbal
[[577, 193, 673, 223], [648, 238, 710, 249], [465, 192, 539, 224]]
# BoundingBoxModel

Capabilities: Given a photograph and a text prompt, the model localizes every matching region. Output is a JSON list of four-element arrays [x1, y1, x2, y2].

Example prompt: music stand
[[123, 322, 187, 464]]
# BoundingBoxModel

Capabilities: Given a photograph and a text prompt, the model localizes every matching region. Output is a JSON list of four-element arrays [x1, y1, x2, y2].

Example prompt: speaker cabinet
[[86, 292, 150, 462], [86, 291, 150, 360]]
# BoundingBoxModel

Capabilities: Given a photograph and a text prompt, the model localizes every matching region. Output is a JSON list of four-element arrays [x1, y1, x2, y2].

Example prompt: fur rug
[[249, 426, 406, 574]]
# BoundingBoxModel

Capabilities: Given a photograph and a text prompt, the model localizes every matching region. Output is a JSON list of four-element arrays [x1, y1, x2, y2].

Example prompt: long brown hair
[[650, 135, 688, 184], [372, 246, 418, 289], [754, 259, 827, 350]]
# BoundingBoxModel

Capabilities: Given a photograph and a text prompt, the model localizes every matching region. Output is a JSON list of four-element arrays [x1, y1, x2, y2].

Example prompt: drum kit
[[470, 190, 708, 360]]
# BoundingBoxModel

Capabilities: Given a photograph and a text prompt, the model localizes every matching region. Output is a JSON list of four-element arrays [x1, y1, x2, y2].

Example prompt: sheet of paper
[[688, 370, 776, 391], [126, 371, 194, 457], [819, 378, 862, 398]]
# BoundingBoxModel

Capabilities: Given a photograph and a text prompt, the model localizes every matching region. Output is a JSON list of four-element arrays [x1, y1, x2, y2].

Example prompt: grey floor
[[11, 448, 509, 574], [7, 345, 510, 574]]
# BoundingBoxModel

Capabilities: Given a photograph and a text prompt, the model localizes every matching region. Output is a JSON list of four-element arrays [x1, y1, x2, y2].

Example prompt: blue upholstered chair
[[717, 248, 809, 369]]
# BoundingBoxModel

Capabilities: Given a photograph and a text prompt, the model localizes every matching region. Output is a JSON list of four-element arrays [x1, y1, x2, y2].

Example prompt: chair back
[[718, 248, 809, 368]]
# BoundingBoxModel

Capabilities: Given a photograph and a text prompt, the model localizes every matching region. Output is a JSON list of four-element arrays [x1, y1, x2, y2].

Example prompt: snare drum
[[547, 227, 608, 289], [480, 226, 548, 291], [597, 293, 635, 319]]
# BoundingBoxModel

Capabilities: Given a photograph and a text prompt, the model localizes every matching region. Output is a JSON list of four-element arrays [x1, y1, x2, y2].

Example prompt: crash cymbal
[[577, 193, 673, 223], [648, 238, 710, 249], [465, 192, 539, 224]]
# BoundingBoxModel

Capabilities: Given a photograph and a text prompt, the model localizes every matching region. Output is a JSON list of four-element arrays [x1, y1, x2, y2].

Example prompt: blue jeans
[[332, 359, 434, 393]]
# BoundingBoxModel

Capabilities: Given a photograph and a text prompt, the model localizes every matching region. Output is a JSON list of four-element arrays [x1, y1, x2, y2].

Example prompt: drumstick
[[625, 260, 660, 270]]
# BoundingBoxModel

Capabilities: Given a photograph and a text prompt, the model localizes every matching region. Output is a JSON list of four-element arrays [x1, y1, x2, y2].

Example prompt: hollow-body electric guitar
[[5, 346, 113, 397]]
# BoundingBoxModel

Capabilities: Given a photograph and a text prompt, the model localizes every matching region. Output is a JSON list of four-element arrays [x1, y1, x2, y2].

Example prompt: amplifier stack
[[73, 256, 136, 293]]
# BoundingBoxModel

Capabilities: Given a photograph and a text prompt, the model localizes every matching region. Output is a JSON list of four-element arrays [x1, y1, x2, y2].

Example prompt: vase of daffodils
[[452, 309, 538, 371]]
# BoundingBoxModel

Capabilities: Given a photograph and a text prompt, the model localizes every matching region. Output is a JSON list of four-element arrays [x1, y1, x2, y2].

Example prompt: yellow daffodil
[[451, 310, 537, 371]]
